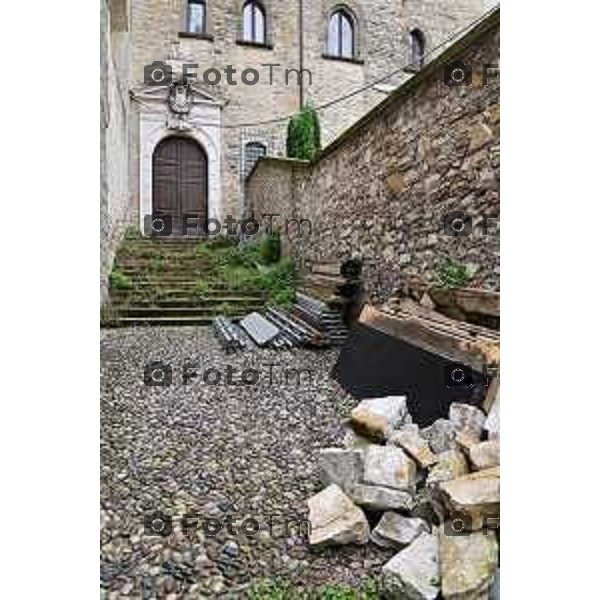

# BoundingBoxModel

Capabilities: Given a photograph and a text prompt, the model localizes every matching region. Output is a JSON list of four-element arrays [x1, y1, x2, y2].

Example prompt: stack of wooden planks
[[388, 284, 500, 331], [361, 298, 499, 374], [299, 259, 362, 306], [297, 258, 364, 327], [427, 287, 500, 330]]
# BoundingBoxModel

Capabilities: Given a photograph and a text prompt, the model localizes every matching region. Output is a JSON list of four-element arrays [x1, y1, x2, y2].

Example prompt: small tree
[[286, 105, 321, 160]]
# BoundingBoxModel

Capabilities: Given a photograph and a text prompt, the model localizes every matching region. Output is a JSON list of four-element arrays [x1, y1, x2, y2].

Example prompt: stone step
[[107, 237, 269, 328], [123, 237, 203, 244], [115, 272, 219, 281], [117, 279, 263, 287], [116, 255, 214, 263], [116, 263, 252, 272], [106, 315, 233, 327], [113, 305, 263, 318], [112, 283, 264, 292], [115, 267, 214, 275], [118, 242, 204, 250], [109, 296, 266, 307]]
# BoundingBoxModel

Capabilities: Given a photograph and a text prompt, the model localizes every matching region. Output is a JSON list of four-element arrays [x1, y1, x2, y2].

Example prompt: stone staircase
[[103, 237, 267, 327]]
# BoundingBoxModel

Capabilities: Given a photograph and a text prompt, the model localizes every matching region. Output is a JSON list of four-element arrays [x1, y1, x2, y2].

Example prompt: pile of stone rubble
[[306, 394, 500, 599]]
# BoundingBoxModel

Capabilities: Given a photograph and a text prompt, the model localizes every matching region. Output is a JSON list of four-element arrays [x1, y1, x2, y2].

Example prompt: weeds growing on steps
[[108, 232, 297, 314], [194, 235, 296, 308]]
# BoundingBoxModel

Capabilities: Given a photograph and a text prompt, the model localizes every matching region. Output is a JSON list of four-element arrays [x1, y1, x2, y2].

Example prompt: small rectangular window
[[245, 142, 267, 177], [187, 1, 206, 34]]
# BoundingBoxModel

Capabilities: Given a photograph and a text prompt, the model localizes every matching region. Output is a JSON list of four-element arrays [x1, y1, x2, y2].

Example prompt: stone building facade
[[101, 0, 487, 299], [247, 8, 500, 300], [101, 0, 132, 303], [128, 0, 484, 224]]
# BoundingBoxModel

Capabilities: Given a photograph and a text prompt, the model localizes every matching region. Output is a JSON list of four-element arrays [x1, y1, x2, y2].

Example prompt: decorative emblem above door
[[168, 82, 192, 116], [166, 82, 193, 131]]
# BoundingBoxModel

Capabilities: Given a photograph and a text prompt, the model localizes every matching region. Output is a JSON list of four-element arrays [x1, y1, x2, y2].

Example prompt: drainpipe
[[299, 0, 304, 110]]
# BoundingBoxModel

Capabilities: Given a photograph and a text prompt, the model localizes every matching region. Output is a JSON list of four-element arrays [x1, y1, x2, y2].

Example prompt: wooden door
[[152, 136, 208, 236]]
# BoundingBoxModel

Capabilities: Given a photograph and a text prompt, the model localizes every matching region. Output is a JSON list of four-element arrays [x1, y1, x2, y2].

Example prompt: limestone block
[[350, 396, 410, 442], [318, 448, 364, 492], [388, 429, 436, 469], [469, 440, 500, 471], [349, 483, 415, 512], [371, 512, 429, 549], [363, 445, 416, 491], [421, 419, 456, 453], [449, 403, 486, 441], [440, 528, 499, 599], [440, 467, 500, 531], [382, 532, 440, 600], [307, 484, 370, 548], [426, 450, 469, 488]]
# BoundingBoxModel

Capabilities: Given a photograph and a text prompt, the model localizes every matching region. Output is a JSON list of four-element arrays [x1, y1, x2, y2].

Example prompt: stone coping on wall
[[246, 155, 310, 181]]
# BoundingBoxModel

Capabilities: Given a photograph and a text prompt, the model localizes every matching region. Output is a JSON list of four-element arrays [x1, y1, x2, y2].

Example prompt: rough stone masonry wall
[[248, 12, 500, 303], [244, 157, 309, 257], [101, 0, 133, 304]]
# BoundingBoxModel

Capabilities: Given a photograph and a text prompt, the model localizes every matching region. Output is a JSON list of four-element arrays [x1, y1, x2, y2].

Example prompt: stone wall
[[129, 0, 485, 221], [101, 0, 133, 304], [247, 9, 500, 302], [243, 157, 310, 256]]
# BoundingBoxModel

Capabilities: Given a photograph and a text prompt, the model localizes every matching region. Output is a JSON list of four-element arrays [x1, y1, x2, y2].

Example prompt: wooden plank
[[482, 375, 500, 414], [383, 298, 500, 341], [310, 263, 342, 277], [429, 287, 500, 318], [359, 304, 499, 372]]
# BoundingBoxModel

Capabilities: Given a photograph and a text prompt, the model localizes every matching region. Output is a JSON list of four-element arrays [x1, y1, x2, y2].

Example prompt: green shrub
[[260, 258, 296, 307], [259, 232, 282, 265], [215, 301, 234, 316], [434, 257, 473, 289], [148, 255, 165, 273], [109, 269, 133, 290], [123, 226, 141, 240], [286, 106, 321, 160], [204, 234, 236, 250], [226, 266, 261, 290], [194, 280, 210, 299]]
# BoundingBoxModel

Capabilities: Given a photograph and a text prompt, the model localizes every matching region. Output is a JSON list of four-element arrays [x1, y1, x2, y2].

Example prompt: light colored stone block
[[307, 484, 370, 548], [382, 532, 440, 600]]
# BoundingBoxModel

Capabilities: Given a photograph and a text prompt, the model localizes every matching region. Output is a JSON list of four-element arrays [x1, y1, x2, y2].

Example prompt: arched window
[[187, 0, 206, 34], [245, 141, 267, 176], [410, 29, 425, 69], [327, 9, 355, 59], [243, 1, 266, 44]]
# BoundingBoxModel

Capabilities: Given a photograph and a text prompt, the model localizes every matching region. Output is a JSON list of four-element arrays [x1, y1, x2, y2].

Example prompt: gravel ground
[[100, 326, 392, 599]]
